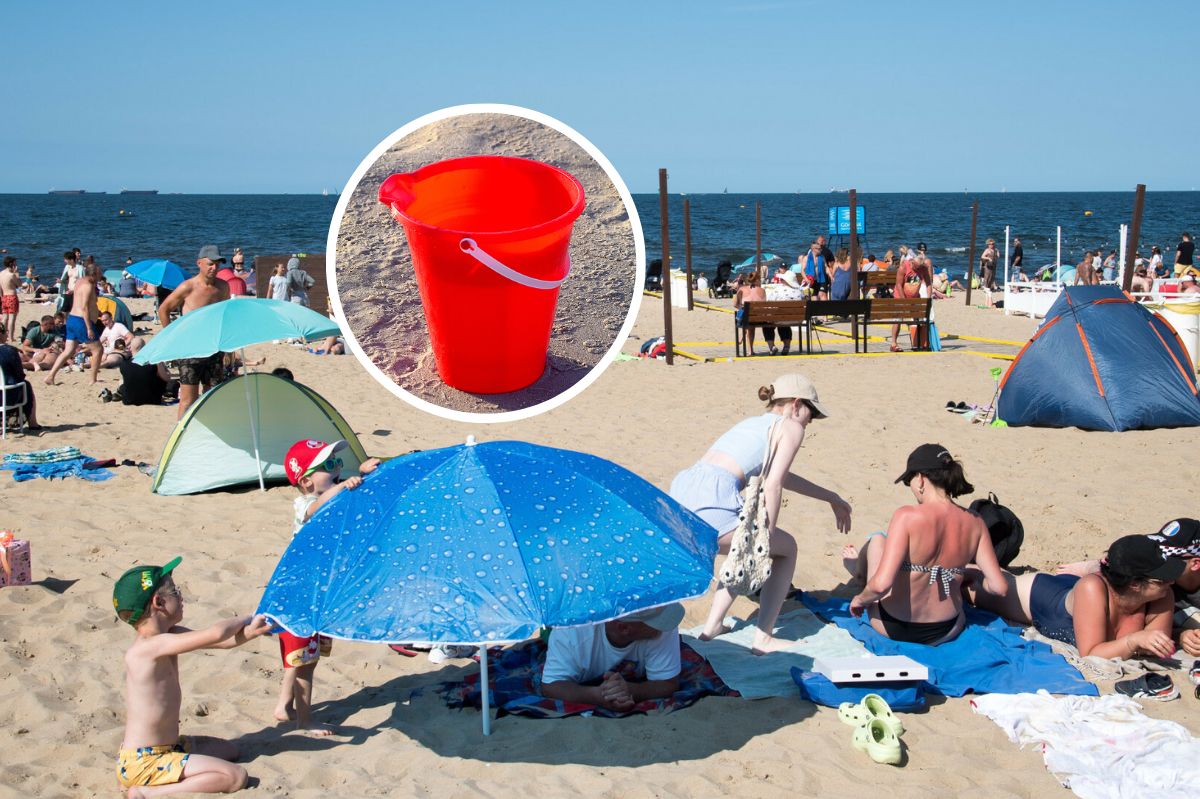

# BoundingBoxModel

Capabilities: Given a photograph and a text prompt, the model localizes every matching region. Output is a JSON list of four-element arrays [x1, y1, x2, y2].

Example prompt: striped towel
[[2, 446, 83, 465]]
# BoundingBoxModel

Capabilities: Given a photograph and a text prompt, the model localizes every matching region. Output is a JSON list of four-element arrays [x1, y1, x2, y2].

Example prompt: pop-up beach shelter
[[95, 296, 133, 330], [997, 285, 1200, 431], [151, 373, 367, 495]]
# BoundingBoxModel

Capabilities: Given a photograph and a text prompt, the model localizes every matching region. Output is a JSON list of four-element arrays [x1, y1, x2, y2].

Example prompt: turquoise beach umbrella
[[126, 259, 187, 290], [133, 298, 341, 364], [735, 252, 784, 272]]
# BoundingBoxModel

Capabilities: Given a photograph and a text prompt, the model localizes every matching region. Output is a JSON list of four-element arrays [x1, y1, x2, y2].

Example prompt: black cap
[[895, 443, 953, 485], [1107, 535, 1186, 581], [1147, 518, 1200, 559]]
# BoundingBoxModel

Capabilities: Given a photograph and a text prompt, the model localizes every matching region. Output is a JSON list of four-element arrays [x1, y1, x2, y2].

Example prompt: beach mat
[[684, 607, 871, 698], [440, 639, 737, 719], [800, 593, 1098, 697], [1, 455, 113, 482]]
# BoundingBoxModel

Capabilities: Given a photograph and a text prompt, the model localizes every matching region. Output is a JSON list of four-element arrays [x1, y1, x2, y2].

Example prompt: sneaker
[[1189, 660, 1200, 687], [1114, 672, 1179, 702], [851, 718, 902, 765]]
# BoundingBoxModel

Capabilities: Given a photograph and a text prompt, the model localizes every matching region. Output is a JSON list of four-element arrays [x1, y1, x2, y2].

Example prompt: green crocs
[[852, 718, 902, 765], [838, 693, 904, 737]]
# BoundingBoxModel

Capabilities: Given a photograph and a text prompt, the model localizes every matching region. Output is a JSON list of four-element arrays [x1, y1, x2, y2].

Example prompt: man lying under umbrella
[[539, 604, 684, 712]]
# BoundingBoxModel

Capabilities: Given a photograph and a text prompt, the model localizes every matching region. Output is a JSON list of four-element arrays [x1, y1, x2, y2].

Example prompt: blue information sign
[[827, 206, 866, 235]]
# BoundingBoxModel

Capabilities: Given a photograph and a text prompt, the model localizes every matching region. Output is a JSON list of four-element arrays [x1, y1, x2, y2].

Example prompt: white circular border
[[326, 103, 646, 425]]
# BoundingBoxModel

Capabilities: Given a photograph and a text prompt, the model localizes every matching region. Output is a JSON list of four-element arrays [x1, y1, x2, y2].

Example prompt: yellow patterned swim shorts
[[116, 736, 192, 788]]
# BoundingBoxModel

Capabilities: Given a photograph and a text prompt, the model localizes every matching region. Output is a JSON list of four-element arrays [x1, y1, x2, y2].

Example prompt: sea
[[2, 191, 1197, 283]]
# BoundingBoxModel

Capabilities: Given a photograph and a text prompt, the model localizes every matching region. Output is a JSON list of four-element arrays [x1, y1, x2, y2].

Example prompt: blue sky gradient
[[4, 1, 1197, 193]]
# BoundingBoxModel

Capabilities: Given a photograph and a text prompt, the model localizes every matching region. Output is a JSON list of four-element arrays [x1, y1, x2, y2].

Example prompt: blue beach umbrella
[[133, 298, 340, 365], [126, 259, 187, 290], [257, 437, 717, 734]]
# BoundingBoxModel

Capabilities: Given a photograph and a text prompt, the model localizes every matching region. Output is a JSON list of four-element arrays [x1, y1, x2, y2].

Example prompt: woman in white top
[[670, 374, 852, 653]]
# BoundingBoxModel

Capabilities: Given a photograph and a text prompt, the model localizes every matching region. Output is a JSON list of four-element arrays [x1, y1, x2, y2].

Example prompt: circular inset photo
[[329, 104, 642, 421]]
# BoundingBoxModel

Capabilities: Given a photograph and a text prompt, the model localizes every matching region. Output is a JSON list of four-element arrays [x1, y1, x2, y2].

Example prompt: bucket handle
[[459, 238, 568, 290]]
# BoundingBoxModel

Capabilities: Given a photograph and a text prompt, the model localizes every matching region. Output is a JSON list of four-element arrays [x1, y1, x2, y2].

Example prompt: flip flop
[[889, 345, 902, 353], [388, 644, 419, 657]]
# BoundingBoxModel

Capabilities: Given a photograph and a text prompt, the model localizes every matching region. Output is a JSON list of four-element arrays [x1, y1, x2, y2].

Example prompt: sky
[[4, 1, 1198, 194]]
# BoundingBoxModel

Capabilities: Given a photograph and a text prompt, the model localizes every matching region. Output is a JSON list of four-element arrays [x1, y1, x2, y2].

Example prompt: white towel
[[971, 690, 1200, 799]]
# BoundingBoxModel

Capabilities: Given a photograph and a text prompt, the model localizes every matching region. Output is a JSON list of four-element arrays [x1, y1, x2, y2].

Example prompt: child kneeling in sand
[[273, 439, 379, 734], [113, 556, 271, 797]]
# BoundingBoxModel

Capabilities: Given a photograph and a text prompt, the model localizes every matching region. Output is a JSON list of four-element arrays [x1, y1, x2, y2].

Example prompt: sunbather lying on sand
[[1057, 518, 1200, 656], [970, 534, 1183, 659]]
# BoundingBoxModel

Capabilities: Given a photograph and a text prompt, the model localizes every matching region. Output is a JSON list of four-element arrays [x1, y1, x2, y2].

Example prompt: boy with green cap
[[112, 556, 271, 797]]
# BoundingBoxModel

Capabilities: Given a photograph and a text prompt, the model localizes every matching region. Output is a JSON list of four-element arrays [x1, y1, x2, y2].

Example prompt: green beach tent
[[151, 372, 366, 495]]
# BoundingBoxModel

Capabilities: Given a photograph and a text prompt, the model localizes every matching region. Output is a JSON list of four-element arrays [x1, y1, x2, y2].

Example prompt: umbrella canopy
[[257, 439, 717, 645], [127, 259, 187, 290], [102, 268, 126, 286], [735, 252, 784, 272], [133, 298, 340, 364]]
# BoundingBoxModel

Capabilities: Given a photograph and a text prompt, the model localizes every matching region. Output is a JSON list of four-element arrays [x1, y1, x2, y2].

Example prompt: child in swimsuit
[[113, 557, 271, 796], [275, 439, 380, 735]]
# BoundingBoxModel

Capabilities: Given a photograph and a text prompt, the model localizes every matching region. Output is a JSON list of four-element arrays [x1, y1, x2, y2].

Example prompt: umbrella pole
[[241, 349, 266, 492], [480, 647, 491, 736]]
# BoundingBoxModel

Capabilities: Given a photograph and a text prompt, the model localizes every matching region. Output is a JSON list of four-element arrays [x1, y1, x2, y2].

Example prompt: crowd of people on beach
[[0, 244, 340, 438], [100, 368, 1200, 795]]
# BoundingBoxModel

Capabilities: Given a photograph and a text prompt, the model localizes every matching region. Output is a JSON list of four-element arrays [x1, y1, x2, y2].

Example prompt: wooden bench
[[861, 270, 896, 297], [863, 297, 933, 352], [736, 301, 807, 357], [805, 299, 871, 352]]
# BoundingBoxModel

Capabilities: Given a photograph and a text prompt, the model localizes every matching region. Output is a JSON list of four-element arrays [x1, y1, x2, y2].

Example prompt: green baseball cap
[[112, 556, 182, 625]]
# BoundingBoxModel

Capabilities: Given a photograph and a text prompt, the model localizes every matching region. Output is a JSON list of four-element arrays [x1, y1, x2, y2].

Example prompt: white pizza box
[[812, 655, 928, 684]]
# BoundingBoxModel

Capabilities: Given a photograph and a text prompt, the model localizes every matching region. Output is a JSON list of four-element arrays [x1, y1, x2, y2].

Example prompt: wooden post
[[658, 168, 674, 365], [848, 189, 860, 300], [964, 201, 979, 305], [755, 202, 762, 283], [683, 198, 694, 311], [1122, 184, 1146, 293]]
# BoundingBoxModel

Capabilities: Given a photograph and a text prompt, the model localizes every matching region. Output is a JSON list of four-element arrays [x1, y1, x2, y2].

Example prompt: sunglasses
[[304, 456, 343, 477]]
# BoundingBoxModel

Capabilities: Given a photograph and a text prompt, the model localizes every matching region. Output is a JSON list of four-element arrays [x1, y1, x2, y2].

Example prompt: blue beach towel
[[1, 457, 114, 482], [800, 593, 1098, 697]]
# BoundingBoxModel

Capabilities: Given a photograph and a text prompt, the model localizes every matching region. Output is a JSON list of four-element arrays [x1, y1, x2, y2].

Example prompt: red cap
[[285, 439, 347, 485]]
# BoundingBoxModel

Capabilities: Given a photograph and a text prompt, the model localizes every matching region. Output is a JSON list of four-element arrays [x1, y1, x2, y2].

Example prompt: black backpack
[[969, 492, 1024, 568]]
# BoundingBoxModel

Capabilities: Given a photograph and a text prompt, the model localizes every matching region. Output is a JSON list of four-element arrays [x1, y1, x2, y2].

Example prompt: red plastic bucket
[[378, 155, 585, 394]]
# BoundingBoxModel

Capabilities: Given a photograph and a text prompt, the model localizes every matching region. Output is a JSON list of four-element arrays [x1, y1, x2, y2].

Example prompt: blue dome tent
[[997, 285, 1200, 431]]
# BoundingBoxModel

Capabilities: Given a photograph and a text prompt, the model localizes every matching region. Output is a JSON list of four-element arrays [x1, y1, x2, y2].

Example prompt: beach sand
[[332, 112, 637, 415], [2, 293, 1199, 798]]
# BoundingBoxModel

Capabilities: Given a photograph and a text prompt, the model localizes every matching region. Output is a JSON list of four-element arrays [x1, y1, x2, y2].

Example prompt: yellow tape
[[946, 333, 1024, 347], [642, 291, 735, 314], [672, 348, 706, 362]]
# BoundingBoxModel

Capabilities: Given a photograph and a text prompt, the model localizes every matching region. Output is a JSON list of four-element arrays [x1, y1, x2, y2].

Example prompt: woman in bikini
[[670, 374, 853, 653], [969, 535, 1181, 658], [844, 444, 1008, 646]]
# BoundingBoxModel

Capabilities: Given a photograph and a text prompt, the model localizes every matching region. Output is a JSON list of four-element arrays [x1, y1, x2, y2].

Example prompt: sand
[[332, 112, 637, 415], [2, 292, 1199, 799]]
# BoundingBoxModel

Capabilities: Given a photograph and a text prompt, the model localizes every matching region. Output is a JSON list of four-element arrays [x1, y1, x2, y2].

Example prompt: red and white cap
[[285, 439, 347, 485]]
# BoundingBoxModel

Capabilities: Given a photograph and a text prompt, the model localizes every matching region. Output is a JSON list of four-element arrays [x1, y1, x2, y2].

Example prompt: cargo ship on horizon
[[48, 189, 106, 195], [120, 189, 159, 195]]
